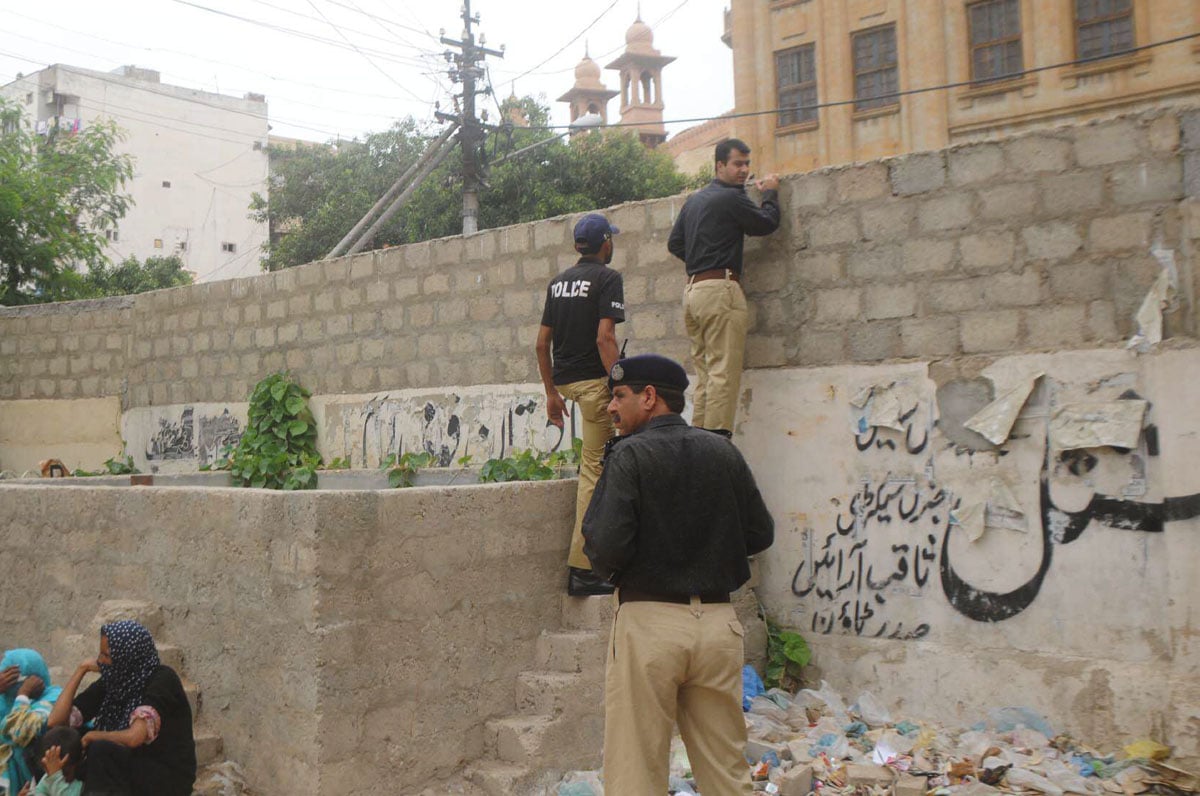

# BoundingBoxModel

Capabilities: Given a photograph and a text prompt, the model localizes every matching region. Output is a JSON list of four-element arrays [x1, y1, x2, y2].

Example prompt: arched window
[[640, 71, 653, 104]]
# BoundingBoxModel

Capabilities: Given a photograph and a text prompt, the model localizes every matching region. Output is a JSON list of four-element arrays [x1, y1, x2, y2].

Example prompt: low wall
[[739, 346, 1200, 759], [0, 479, 576, 795]]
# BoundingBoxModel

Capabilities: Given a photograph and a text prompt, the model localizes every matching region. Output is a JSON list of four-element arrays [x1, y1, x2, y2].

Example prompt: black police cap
[[608, 354, 689, 393]]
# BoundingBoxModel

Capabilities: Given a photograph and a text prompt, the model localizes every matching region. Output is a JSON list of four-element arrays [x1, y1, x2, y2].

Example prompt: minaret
[[605, 15, 675, 148], [557, 48, 619, 136]]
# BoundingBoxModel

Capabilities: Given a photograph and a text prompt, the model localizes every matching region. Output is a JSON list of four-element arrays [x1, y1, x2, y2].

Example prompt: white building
[[0, 64, 269, 282]]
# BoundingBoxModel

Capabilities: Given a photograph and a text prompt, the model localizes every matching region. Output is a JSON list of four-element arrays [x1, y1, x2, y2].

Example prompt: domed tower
[[605, 16, 675, 148], [557, 49, 619, 136]]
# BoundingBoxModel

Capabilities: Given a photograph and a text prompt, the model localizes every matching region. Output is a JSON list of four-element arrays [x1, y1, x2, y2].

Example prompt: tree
[[0, 99, 134, 305], [255, 96, 702, 270], [83, 254, 193, 297]]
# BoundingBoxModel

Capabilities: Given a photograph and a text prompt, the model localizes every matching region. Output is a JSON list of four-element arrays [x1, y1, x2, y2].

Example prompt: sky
[[0, 0, 733, 143]]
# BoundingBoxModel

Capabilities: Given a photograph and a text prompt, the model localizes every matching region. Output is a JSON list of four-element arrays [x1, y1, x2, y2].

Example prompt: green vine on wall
[[224, 372, 321, 490], [382, 451, 435, 488], [73, 452, 140, 477], [764, 618, 812, 691]]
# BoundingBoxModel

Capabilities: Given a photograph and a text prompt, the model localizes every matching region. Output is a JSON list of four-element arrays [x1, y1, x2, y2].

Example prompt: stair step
[[194, 730, 223, 767], [533, 630, 605, 673], [467, 762, 534, 796], [182, 678, 201, 720], [560, 594, 614, 630], [486, 715, 556, 765], [515, 670, 594, 716], [156, 644, 184, 671], [91, 600, 164, 637]]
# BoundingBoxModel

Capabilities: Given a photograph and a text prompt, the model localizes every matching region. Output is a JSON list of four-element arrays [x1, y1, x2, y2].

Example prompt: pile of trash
[[553, 672, 1197, 796]]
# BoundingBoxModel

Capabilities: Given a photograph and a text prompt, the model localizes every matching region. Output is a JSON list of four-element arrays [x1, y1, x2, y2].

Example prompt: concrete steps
[[467, 761, 536, 796]]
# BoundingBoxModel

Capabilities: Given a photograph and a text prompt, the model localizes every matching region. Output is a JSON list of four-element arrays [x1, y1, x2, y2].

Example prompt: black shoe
[[568, 567, 615, 597], [701, 427, 733, 439]]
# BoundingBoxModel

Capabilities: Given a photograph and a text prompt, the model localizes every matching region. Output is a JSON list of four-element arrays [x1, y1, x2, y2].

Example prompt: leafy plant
[[764, 618, 812, 691], [382, 451, 434, 488], [325, 456, 351, 470], [456, 454, 474, 468], [74, 452, 140, 477], [225, 372, 321, 490], [544, 437, 583, 468], [199, 444, 235, 472], [478, 449, 558, 483]]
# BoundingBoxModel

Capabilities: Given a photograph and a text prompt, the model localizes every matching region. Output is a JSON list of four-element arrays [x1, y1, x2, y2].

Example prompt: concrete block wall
[[0, 479, 576, 796], [1, 106, 1196, 412]]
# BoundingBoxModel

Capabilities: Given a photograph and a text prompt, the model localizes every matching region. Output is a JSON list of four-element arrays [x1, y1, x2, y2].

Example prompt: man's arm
[[730, 181, 781, 237], [667, 205, 687, 261], [596, 318, 619, 375], [582, 451, 639, 581], [535, 325, 568, 428], [737, 457, 775, 555]]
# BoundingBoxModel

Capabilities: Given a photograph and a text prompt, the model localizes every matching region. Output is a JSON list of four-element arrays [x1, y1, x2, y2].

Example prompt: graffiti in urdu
[[145, 408, 242, 466], [790, 381, 1200, 638], [332, 390, 574, 469]]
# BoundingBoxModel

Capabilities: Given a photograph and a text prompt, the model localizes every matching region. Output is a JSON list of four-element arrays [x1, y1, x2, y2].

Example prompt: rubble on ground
[[550, 677, 1196, 796]]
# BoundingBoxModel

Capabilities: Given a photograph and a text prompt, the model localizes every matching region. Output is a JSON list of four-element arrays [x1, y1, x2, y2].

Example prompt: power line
[[321, 0, 438, 47], [519, 31, 1200, 132], [243, 0, 427, 52], [504, 0, 621, 86], [0, 7, 428, 103], [303, 0, 430, 104]]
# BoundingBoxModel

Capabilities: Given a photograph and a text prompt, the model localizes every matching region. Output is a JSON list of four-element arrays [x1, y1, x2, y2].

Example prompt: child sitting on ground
[[17, 726, 82, 796]]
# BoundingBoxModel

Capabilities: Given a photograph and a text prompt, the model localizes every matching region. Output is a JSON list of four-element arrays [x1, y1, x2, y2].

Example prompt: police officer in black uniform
[[583, 353, 774, 795]]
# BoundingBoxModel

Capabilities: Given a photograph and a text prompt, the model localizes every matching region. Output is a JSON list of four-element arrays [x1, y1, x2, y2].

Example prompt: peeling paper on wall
[[950, 502, 986, 543], [1126, 247, 1179, 353], [951, 478, 1027, 542], [1049, 400, 1148, 451], [963, 372, 1044, 446], [853, 382, 921, 433]]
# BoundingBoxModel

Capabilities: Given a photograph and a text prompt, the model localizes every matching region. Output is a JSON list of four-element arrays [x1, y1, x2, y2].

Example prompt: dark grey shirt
[[667, 179, 781, 276], [582, 414, 774, 594]]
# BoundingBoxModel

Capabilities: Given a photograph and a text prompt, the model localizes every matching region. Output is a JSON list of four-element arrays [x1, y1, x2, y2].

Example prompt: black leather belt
[[687, 268, 740, 283], [619, 588, 730, 605]]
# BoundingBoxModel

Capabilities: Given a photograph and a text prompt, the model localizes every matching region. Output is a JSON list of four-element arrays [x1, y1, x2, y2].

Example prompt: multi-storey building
[[729, 0, 1200, 174], [0, 64, 269, 282]]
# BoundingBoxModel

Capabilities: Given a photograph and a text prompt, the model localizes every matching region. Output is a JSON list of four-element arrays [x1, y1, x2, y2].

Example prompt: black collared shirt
[[582, 414, 774, 594], [667, 179, 781, 277]]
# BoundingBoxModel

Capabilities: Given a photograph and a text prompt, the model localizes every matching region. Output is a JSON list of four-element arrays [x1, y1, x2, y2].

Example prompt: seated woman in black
[[47, 620, 196, 796]]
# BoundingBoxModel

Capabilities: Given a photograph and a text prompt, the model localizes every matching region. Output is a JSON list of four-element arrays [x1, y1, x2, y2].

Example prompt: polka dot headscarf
[[95, 620, 161, 731]]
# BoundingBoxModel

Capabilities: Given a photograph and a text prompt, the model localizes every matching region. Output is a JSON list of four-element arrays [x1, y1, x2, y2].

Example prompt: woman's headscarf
[[0, 649, 62, 718], [94, 620, 160, 731]]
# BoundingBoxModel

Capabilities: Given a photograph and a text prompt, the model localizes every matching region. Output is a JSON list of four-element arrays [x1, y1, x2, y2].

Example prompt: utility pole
[[436, 0, 503, 235]]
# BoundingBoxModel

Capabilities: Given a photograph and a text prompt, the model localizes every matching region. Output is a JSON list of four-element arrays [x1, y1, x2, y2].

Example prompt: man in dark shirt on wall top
[[536, 213, 626, 596], [583, 353, 775, 794], [668, 138, 780, 437]]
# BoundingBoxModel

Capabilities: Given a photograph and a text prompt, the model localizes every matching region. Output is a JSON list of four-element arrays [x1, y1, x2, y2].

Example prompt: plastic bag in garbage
[[746, 711, 793, 743], [797, 680, 849, 717], [985, 707, 1054, 738], [750, 695, 791, 724], [1006, 767, 1065, 796], [743, 665, 765, 711], [852, 691, 893, 727]]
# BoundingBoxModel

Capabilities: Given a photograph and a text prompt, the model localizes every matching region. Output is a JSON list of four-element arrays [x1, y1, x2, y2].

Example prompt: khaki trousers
[[556, 377, 615, 570], [603, 597, 752, 796], [683, 278, 748, 433]]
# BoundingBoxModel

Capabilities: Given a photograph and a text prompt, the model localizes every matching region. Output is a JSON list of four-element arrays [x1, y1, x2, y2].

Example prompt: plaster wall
[[0, 479, 576, 796], [738, 347, 1200, 757], [0, 397, 122, 474]]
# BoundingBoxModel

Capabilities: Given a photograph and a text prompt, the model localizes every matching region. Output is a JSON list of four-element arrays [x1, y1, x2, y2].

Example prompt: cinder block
[[864, 284, 917, 320], [815, 288, 862, 323], [849, 320, 900, 361], [1038, 171, 1104, 214], [901, 316, 959, 357], [848, 245, 901, 281], [861, 203, 914, 241], [745, 738, 790, 764], [790, 173, 831, 208], [1048, 262, 1112, 302], [960, 231, 1015, 270], [796, 329, 846, 366], [847, 763, 895, 788], [896, 773, 929, 796], [1025, 304, 1086, 348], [1004, 135, 1071, 173], [890, 152, 946, 195], [1074, 120, 1142, 166], [1111, 161, 1183, 205], [1181, 109, 1200, 151], [779, 763, 814, 796], [1022, 222, 1083, 260], [945, 144, 1003, 186], [809, 214, 860, 247], [793, 251, 844, 285], [902, 238, 956, 275], [918, 194, 971, 231], [1186, 152, 1200, 199], [1088, 213, 1152, 251], [836, 163, 890, 201], [960, 309, 1020, 353]]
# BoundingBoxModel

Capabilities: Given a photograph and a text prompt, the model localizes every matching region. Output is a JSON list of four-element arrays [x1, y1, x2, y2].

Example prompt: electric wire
[[302, 0, 430, 104], [503, 0, 621, 86]]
